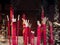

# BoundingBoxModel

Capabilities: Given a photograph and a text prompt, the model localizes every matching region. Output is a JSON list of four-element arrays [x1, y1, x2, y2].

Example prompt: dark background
[[0, 0, 56, 20]]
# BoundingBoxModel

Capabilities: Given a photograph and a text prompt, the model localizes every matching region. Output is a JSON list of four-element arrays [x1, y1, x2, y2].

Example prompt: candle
[[22, 14, 26, 45], [31, 31, 34, 45], [37, 21, 41, 45], [42, 24, 47, 45], [23, 26, 29, 45], [16, 15, 20, 45], [11, 18, 17, 45], [10, 6, 17, 45], [7, 15, 11, 45], [41, 7, 47, 45], [49, 21, 54, 45], [28, 27, 31, 44]]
